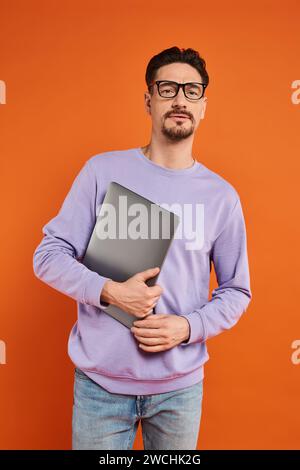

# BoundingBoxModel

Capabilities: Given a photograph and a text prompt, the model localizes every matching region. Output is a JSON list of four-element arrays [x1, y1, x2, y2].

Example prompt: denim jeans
[[72, 367, 204, 450]]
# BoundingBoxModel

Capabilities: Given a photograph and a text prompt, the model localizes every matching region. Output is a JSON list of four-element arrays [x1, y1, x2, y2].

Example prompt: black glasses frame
[[149, 80, 207, 100]]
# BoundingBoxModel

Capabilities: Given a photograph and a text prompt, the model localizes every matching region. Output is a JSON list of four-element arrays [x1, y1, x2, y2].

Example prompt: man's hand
[[100, 267, 163, 319], [130, 313, 190, 352]]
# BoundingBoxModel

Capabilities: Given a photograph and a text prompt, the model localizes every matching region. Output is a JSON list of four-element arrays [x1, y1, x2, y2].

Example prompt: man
[[33, 46, 252, 450]]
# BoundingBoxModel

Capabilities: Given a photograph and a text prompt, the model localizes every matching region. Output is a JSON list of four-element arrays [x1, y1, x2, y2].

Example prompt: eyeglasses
[[149, 80, 207, 100]]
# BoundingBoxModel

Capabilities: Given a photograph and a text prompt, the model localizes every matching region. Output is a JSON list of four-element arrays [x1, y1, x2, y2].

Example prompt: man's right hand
[[100, 267, 163, 319]]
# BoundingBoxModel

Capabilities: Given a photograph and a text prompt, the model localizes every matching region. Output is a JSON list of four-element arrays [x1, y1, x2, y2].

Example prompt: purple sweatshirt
[[33, 147, 252, 395]]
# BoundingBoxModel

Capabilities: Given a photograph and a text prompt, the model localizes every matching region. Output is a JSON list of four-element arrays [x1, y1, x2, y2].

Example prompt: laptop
[[81, 181, 180, 328]]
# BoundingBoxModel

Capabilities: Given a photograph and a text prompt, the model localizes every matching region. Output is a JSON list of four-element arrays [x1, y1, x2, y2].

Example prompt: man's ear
[[144, 92, 151, 115], [200, 97, 207, 119]]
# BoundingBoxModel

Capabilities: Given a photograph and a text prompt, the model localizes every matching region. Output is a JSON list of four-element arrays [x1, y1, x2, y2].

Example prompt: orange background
[[0, 0, 299, 450]]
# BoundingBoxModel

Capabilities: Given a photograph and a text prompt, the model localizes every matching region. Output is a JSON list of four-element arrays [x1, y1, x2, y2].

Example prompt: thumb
[[136, 267, 160, 281]]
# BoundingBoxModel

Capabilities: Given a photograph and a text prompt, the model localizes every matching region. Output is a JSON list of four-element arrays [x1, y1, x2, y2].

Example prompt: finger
[[138, 343, 168, 352], [148, 301, 158, 313], [147, 285, 163, 297], [133, 313, 167, 327], [135, 335, 166, 345], [145, 300, 159, 315], [132, 327, 164, 338], [137, 267, 160, 282], [141, 309, 153, 318], [135, 310, 153, 319]]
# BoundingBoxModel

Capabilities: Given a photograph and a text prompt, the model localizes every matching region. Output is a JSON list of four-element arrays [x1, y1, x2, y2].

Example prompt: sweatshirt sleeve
[[180, 196, 252, 345], [33, 158, 112, 309]]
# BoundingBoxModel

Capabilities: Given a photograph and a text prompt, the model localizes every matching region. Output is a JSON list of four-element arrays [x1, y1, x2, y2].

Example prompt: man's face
[[144, 62, 207, 142]]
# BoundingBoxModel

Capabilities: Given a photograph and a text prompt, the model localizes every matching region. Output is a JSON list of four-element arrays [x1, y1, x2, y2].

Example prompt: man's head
[[144, 46, 209, 142]]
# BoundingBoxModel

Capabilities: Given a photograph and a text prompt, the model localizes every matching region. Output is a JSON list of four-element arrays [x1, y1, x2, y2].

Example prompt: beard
[[161, 118, 194, 141]]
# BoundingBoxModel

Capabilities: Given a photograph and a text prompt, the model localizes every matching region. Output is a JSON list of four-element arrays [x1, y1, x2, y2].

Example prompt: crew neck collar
[[135, 147, 202, 176]]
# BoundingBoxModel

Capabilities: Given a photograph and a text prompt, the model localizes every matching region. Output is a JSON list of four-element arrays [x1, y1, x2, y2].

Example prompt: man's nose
[[172, 86, 187, 106]]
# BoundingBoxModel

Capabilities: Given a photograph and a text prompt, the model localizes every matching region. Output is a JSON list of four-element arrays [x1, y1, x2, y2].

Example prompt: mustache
[[166, 111, 192, 119]]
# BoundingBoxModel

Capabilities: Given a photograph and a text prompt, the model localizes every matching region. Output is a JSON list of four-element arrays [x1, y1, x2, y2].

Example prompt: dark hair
[[145, 46, 209, 95]]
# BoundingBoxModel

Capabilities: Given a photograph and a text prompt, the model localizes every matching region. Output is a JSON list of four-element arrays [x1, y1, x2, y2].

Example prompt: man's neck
[[140, 144, 196, 170]]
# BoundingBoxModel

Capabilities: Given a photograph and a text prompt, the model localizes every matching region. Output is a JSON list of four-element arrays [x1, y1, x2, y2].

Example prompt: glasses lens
[[158, 82, 204, 99], [158, 82, 178, 97], [185, 83, 203, 99]]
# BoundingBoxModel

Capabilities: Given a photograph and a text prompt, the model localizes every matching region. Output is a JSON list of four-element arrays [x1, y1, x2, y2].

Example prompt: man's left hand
[[130, 313, 190, 352]]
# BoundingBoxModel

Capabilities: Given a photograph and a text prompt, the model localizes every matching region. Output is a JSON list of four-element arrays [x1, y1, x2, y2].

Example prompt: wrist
[[181, 317, 191, 343], [100, 280, 120, 306]]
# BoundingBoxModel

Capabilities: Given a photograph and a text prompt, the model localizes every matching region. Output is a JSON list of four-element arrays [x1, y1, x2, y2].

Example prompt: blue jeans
[[72, 367, 204, 450]]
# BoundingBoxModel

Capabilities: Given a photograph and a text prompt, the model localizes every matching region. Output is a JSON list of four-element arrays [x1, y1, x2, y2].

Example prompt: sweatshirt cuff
[[180, 312, 206, 346], [83, 270, 112, 310]]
